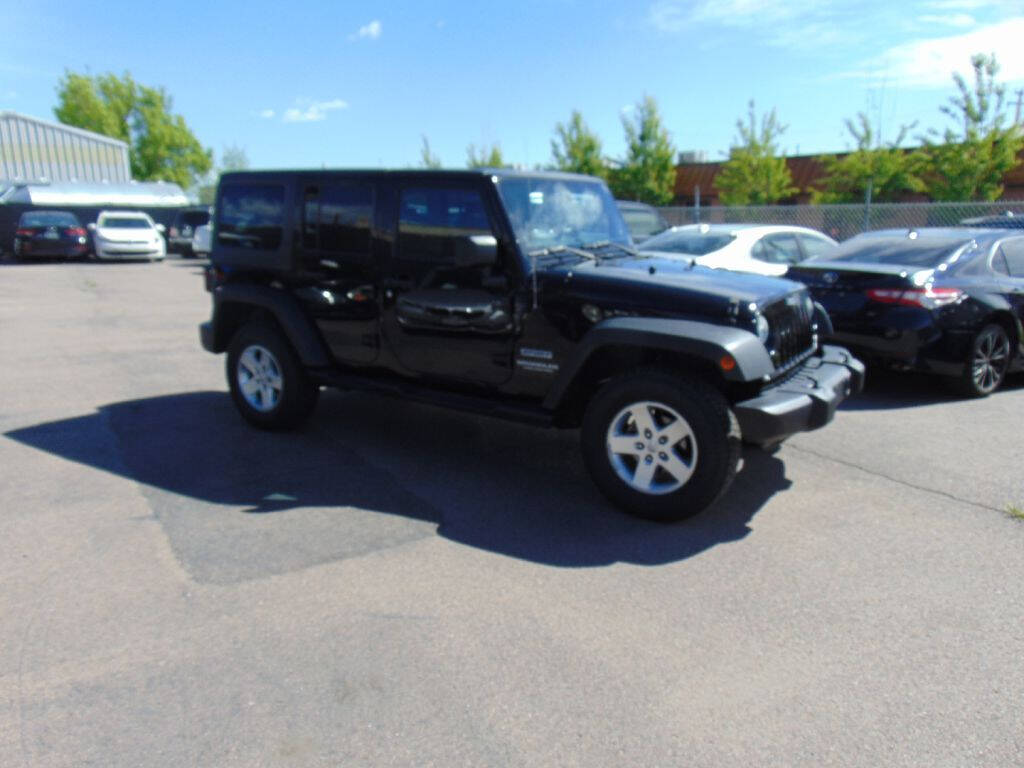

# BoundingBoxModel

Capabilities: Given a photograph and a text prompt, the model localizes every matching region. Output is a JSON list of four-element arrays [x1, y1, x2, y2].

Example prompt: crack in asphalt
[[786, 443, 1003, 514]]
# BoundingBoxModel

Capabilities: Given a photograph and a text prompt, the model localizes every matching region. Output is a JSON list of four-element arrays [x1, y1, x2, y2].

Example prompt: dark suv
[[199, 170, 863, 521], [167, 206, 211, 256]]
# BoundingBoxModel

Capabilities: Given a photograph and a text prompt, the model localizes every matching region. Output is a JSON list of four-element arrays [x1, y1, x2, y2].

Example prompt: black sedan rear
[[788, 228, 1024, 396], [12, 210, 90, 261]]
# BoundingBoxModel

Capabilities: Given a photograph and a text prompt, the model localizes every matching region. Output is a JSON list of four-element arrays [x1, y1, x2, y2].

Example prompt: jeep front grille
[[763, 298, 815, 371]]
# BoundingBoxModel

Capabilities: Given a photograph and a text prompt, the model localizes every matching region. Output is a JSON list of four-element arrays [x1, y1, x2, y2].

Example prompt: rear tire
[[227, 321, 319, 430], [581, 369, 740, 522], [954, 323, 1011, 398]]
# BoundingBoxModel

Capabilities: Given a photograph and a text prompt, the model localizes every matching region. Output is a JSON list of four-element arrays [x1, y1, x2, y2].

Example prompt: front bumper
[[733, 345, 865, 445], [95, 242, 165, 260]]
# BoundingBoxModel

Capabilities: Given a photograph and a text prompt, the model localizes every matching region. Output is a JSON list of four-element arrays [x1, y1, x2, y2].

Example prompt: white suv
[[89, 211, 166, 261]]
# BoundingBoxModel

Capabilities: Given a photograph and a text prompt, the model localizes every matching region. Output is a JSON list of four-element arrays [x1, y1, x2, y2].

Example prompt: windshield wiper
[[527, 244, 599, 263], [579, 240, 641, 258]]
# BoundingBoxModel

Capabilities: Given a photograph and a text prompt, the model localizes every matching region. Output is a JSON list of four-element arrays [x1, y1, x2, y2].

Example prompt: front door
[[381, 182, 516, 386]]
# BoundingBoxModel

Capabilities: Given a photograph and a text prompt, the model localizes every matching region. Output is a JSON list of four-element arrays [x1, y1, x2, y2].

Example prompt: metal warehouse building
[[0, 111, 131, 185]]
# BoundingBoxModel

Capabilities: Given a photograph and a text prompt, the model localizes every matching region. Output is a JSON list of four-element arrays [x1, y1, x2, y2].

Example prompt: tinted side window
[[799, 234, 837, 260], [756, 234, 802, 264], [320, 184, 373, 254], [218, 183, 285, 250], [1001, 238, 1024, 277], [398, 187, 492, 264]]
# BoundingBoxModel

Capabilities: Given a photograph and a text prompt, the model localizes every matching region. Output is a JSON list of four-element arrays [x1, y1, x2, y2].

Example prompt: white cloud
[[918, 13, 976, 27], [649, 0, 821, 32], [282, 99, 348, 123], [259, 109, 275, 119], [647, 0, 845, 50], [841, 17, 1024, 87], [352, 20, 382, 40]]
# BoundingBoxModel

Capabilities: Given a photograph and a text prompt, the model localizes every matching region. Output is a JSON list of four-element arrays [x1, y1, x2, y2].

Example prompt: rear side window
[[755, 234, 803, 264], [218, 184, 285, 250], [1000, 238, 1024, 277], [798, 234, 837, 260], [302, 183, 373, 256]]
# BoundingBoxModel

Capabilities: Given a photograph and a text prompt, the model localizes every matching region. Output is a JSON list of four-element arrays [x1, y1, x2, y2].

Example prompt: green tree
[[813, 114, 924, 203], [919, 53, 1023, 201], [715, 101, 797, 205], [550, 110, 605, 178], [419, 135, 442, 168], [55, 71, 212, 189], [608, 95, 676, 204], [466, 142, 505, 168], [196, 144, 249, 204]]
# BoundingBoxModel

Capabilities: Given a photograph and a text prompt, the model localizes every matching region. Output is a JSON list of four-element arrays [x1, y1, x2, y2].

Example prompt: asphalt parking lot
[[1, 255, 1023, 767]]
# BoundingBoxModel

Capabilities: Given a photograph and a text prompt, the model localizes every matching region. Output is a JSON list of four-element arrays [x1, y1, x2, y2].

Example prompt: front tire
[[227, 321, 319, 429], [581, 369, 740, 522], [955, 323, 1011, 397]]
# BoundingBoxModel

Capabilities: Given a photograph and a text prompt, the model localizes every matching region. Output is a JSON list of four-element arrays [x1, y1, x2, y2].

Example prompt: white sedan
[[640, 223, 838, 276], [89, 211, 166, 261]]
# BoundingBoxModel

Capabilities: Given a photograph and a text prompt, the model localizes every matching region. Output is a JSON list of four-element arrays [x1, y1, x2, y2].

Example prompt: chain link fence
[[658, 201, 1024, 241]]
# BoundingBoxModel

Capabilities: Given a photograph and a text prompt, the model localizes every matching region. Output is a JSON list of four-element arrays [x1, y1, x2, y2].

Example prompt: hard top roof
[[218, 168, 604, 184]]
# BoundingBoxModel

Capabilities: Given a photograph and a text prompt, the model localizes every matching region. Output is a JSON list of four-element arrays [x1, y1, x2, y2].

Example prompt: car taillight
[[866, 286, 964, 309], [15, 228, 37, 237], [65, 227, 87, 237]]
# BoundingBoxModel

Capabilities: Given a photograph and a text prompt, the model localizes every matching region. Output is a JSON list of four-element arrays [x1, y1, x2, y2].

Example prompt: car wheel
[[956, 323, 1011, 397], [227, 321, 319, 430], [581, 369, 740, 522]]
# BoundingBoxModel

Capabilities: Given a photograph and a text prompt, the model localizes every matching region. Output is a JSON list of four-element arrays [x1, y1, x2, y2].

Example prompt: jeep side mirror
[[453, 234, 499, 268]]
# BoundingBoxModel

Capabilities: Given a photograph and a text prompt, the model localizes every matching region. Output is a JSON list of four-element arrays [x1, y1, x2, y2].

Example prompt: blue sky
[[3, 0, 1023, 174]]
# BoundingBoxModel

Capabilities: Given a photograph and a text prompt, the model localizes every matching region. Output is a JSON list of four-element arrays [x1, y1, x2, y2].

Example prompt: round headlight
[[754, 313, 770, 343]]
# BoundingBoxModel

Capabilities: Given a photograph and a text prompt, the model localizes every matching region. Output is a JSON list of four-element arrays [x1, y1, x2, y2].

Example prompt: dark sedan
[[12, 210, 90, 261], [788, 228, 1024, 396]]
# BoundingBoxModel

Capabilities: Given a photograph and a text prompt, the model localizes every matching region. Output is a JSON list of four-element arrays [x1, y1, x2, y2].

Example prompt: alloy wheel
[[606, 400, 698, 495], [971, 326, 1010, 394], [237, 344, 284, 412]]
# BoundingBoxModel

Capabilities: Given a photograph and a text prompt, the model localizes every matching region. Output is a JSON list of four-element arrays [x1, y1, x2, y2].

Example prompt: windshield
[[824, 237, 971, 268], [642, 230, 736, 255], [99, 217, 153, 229], [496, 177, 631, 251], [19, 211, 80, 227]]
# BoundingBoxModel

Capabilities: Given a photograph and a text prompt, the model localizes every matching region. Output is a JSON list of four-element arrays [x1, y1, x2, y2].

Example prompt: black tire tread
[[581, 367, 740, 522], [226, 320, 319, 430]]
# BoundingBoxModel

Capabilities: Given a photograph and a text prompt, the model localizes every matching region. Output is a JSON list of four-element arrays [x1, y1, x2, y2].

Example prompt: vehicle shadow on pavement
[[839, 367, 1024, 411], [4, 390, 790, 574]]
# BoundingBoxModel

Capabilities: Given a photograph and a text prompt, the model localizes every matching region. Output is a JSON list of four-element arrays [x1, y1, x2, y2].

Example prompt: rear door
[[380, 180, 517, 386], [296, 177, 379, 364]]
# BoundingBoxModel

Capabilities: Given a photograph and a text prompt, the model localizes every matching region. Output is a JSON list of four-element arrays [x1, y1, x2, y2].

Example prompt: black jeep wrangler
[[200, 169, 863, 521]]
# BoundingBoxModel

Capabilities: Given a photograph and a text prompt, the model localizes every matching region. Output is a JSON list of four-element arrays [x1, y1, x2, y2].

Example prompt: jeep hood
[[542, 255, 803, 314]]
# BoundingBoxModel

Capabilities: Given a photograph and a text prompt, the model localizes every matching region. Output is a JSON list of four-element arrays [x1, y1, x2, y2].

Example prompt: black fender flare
[[542, 316, 775, 411], [210, 283, 330, 367]]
